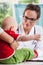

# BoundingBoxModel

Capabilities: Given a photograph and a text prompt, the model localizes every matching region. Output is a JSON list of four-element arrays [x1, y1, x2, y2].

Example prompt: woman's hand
[[33, 34, 40, 41], [10, 41, 19, 50]]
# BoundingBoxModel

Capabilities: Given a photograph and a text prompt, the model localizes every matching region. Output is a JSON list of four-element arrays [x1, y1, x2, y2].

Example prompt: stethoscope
[[32, 27, 37, 50]]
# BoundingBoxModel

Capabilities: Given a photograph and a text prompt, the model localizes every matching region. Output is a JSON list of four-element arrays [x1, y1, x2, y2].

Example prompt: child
[[0, 17, 38, 64]]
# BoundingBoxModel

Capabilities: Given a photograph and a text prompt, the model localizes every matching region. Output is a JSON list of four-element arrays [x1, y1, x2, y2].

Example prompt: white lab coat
[[17, 23, 43, 58]]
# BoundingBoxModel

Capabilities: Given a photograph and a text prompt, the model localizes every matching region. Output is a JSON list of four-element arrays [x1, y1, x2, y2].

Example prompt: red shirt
[[0, 30, 19, 59]]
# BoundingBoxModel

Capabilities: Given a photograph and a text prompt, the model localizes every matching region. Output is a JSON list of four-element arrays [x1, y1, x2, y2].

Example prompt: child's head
[[2, 16, 18, 31]]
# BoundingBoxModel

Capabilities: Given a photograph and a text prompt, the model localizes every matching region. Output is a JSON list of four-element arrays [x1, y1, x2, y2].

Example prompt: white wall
[[39, 0, 43, 4], [0, 0, 18, 3], [0, 0, 43, 21], [0, 0, 43, 4]]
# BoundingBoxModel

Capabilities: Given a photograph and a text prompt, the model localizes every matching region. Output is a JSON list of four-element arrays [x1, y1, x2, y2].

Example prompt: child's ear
[[10, 26, 14, 31]]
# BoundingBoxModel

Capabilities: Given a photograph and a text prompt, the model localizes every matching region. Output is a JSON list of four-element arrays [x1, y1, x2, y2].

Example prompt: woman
[[17, 4, 43, 58]]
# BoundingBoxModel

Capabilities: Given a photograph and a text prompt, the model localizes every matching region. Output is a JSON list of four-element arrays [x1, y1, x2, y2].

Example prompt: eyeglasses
[[23, 16, 37, 21]]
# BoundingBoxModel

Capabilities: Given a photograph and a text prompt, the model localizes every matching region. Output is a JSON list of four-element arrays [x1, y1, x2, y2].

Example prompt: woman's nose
[[26, 22, 31, 27], [26, 20, 31, 25]]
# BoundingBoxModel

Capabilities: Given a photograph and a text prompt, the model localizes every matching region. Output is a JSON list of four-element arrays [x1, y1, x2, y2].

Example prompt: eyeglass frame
[[23, 16, 37, 22]]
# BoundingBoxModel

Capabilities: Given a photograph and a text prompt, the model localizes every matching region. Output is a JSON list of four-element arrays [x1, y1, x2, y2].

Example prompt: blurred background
[[0, 0, 43, 27]]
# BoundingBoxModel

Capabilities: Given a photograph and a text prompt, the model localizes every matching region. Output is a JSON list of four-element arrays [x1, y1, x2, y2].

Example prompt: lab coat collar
[[20, 23, 35, 36]]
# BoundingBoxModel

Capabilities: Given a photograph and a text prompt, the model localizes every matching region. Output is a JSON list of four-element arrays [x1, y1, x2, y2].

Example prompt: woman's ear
[[35, 19, 39, 23], [33, 19, 38, 25]]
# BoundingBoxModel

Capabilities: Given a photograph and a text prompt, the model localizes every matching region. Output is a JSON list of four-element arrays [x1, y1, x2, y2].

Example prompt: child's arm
[[17, 34, 40, 41], [0, 29, 19, 50], [5, 29, 40, 42]]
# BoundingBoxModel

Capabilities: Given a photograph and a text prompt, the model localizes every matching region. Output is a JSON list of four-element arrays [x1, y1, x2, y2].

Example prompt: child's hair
[[2, 16, 18, 31]]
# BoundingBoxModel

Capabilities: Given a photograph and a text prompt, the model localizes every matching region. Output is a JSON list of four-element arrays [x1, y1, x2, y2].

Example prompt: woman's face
[[23, 10, 37, 31]]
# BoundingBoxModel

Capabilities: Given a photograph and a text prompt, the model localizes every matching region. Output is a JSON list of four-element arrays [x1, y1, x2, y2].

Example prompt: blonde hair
[[2, 16, 18, 31]]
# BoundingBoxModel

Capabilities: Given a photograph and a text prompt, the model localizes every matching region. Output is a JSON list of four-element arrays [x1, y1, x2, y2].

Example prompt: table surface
[[15, 61, 43, 65], [0, 60, 43, 65]]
